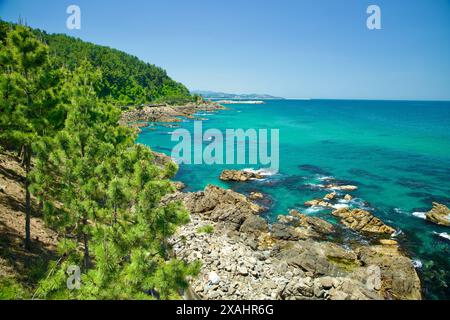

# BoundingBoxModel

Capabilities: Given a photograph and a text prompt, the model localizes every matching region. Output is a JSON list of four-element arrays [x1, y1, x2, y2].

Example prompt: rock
[[238, 266, 249, 276], [356, 245, 422, 300], [332, 208, 396, 235], [324, 192, 337, 200], [304, 199, 333, 208], [289, 210, 335, 235], [240, 215, 269, 237], [180, 185, 264, 229], [172, 181, 186, 191], [271, 223, 305, 241], [325, 184, 358, 191], [249, 191, 264, 200], [344, 194, 353, 201], [425, 202, 450, 227], [220, 169, 264, 182], [208, 271, 221, 285], [318, 276, 335, 289], [379, 239, 398, 246]]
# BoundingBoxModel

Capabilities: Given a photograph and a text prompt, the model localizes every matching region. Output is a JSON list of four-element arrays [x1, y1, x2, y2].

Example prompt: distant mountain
[[192, 90, 284, 100]]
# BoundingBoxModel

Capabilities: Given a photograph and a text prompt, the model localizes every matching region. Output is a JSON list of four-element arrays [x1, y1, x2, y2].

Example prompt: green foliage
[[0, 277, 29, 300], [0, 20, 192, 106], [0, 22, 199, 300], [197, 224, 214, 234]]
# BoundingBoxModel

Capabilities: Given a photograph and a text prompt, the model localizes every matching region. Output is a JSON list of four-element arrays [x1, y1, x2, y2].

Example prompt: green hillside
[[0, 20, 193, 106]]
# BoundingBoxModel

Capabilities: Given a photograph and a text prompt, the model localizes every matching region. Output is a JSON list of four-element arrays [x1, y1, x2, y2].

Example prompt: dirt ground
[[0, 151, 58, 289]]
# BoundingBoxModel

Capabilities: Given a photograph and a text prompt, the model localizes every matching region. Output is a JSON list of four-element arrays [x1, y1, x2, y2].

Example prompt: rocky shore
[[120, 101, 226, 132], [167, 184, 422, 300]]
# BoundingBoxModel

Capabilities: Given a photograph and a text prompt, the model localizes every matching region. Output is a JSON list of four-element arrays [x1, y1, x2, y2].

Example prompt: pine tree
[[33, 63, 200, 299], [0, 25, 64, 249]]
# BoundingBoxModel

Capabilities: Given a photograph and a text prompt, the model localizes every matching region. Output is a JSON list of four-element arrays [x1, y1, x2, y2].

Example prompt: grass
[[196, 224, 214, 234]]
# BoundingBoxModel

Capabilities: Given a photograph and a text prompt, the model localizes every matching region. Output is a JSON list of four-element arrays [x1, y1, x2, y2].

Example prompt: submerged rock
[[332, 208, 396, 235], [425, 202, 450, 227], [220, 169, 264, 182], [249, 191, 264, 200]]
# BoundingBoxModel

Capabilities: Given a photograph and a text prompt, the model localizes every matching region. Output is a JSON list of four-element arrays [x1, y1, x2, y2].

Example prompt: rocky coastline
[[120, 101, 226, 132], [125, 104, 425, 300], [167, 183, 422, 300]]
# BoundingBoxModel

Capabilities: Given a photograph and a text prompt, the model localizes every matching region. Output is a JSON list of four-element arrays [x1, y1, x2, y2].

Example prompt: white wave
[[412, 259, 423, 269], [317, 176, 334, 181], [242, 168, 278, 176], [391, 229, 403, 238], [434, 232, 450, 241], [304, 183, 325, 189], [332, 203, 349, 210], [304, 206, 322, 214], [412, 211, 427, 220]]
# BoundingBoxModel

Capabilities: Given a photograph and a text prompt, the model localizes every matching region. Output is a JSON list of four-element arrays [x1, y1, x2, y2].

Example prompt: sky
[[1, 0, 450, 100]]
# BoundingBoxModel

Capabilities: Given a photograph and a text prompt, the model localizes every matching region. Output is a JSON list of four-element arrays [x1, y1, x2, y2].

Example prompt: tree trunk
[[82, 218, 90, 270], [24, 146, 31, 250]]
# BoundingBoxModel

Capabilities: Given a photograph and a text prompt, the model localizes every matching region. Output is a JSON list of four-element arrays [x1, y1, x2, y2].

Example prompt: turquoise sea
[[138, 99, 450, 299]]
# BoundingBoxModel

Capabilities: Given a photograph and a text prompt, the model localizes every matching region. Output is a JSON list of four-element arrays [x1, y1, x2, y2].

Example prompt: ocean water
[[137, 99, 450, 299]]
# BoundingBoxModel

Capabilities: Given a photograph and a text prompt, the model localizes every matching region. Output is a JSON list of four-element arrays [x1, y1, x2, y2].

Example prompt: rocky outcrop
[[176, 184, 263, 230], [425, 202, 450, 227], [324, 192, 337, 200], [355, 245, 422, 300], [120, 102, 225, 124], [168, 185, 421, 300], [332, 208, 396, 235], [304, 199, 334, 209], [220, 170, 264, 182]]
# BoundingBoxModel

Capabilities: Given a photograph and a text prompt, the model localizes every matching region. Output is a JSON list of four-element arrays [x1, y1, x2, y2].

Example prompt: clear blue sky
[[1, 0, 449, 100]]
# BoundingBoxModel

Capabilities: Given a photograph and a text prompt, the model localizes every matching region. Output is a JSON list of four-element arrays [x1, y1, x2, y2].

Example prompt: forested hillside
[[0, 20, 193, 106], [0, 23, 199, 299]]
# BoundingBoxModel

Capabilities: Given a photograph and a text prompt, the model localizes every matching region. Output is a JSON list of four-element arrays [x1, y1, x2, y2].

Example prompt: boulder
[[425, 202, 450, 227], [324, 192, 337, 200], [356, 246, 422, 300], [181, 185, 263, 229], [332, 208, 396, 235], [249, 191, 264, 200], [344, 194, 353, 201], [172, 181, 186, 191], [304, 199, 333, 208], [220, 170, 264, 182], [240, 215, 269, 238], [289, 210, 335, 235]]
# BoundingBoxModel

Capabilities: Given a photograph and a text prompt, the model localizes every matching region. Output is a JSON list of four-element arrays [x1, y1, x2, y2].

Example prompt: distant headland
[[191, 90, 285, 100]]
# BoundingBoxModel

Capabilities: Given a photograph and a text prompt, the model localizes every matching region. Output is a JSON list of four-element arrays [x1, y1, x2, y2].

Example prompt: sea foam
[[434, 232, 450, 241], [412, 212, 427, 220]]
